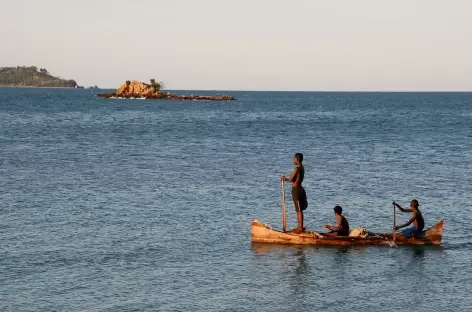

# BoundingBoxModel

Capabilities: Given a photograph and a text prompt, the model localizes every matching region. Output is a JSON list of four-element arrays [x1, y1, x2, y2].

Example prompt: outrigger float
[[251, 178, 444, 246]]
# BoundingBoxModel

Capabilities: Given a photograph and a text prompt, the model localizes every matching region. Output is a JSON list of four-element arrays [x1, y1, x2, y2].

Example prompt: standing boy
[[282, 153, 308, 233]]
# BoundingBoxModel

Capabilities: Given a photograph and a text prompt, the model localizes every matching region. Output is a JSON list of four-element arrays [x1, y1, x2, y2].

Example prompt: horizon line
[[100, 87, 472, 93], [1, 86, 471, 93]]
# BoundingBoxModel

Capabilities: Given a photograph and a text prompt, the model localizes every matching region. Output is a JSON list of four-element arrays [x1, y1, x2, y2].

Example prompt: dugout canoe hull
[[250, 219, 444, 246]]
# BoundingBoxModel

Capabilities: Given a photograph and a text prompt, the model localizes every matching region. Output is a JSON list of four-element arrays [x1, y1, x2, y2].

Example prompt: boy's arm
[[394, 202, 413, 213], [324, 218, 342, 231], [324, 224, 338, 231], [334, 217, 343, 231], [284, 167, 299, 182], [395, 212, 417, 229]]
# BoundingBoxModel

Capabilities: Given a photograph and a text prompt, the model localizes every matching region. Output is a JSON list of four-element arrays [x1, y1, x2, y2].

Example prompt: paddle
[[393, 202, 397, 243], [281, 174, 287, 233], [386, 202, 398, 247]]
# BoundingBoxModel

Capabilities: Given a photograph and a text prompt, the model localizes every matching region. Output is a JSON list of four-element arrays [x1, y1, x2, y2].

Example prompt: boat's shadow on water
[[250, 242, 445, 257], [250, 242, 446, 290]]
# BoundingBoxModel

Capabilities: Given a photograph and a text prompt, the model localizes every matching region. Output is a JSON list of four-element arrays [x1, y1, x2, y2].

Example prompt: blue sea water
[[1, 88, 471, 311]]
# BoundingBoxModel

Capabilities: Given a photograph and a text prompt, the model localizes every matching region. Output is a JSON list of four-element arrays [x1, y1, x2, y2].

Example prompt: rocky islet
[[97, 80, 235, 101]]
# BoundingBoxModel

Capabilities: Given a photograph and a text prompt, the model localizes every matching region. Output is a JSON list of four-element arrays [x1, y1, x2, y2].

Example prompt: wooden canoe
[[251, 219, 444, 246]]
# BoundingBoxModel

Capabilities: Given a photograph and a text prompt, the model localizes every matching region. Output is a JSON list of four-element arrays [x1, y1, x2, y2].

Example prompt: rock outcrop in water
[[116, 80, 153, 96], [97, 80, 235, 101]]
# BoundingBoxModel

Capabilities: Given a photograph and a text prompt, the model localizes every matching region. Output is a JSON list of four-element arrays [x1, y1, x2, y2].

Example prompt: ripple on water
[[1, 89, 471, 311]]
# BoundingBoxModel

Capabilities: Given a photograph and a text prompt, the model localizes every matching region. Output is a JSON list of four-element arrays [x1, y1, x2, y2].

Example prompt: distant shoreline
[[0, 66, 78, 88], [0, 85, 77, 89]]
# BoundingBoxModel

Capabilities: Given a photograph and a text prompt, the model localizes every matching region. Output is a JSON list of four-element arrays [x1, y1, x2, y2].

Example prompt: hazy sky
[[1, 0, 471, 90]]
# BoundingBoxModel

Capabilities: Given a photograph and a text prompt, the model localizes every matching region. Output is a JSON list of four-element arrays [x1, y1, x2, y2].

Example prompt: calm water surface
[[1, 88, 471, 311]]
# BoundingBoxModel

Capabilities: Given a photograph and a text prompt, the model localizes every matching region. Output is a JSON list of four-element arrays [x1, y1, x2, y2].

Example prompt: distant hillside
[[0, 66, 77, 88]]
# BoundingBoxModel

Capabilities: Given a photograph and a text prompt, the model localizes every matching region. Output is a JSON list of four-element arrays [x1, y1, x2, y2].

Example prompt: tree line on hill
[[0, 66, 78, 87]]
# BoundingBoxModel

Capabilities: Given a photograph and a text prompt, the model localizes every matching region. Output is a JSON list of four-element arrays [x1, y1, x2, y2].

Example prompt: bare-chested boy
[[323, 205, 350, 236], [393, 199, 425, 238], [281, 153, 308, 233]]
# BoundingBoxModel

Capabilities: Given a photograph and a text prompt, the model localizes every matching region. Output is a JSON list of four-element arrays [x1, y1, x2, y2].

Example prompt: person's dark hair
[[334, 205, 343, 215], [294, 153, 303, 163], [410, 199, 419, 208]]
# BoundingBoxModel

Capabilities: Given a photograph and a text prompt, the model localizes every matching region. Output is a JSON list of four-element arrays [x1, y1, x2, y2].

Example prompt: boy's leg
[[401, 227, 415, 238], [300, 210, 304, 230], [295, 201, 303, 233]]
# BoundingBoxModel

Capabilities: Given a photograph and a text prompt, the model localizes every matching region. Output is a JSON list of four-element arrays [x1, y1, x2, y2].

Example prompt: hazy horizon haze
[[1, 0, 471, 91]]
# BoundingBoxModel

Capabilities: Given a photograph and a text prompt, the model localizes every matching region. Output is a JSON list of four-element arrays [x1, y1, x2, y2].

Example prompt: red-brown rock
[[97, 80, 235, 101]]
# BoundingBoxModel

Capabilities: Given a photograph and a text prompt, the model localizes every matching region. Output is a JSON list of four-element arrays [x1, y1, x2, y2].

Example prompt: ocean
[[1, 88, 471, 311]]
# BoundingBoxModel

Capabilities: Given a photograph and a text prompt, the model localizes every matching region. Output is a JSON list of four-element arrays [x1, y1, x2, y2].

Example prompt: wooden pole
[[393, 203, 397, 242], [281, 175, 287, 233]]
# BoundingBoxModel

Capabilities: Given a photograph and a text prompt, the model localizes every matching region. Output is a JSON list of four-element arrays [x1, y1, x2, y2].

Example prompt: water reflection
[[250, 242, 288, 255], [405, 245, 445, 266], [293, 248, 310, 277], [250, 243, 446, 293], [290, 248, 311, 295], [335, 247, 350, 257], [412, 246, 425, 258]]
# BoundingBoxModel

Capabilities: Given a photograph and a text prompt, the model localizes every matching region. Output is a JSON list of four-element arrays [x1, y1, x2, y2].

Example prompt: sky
[[1, 0, 471, 91]]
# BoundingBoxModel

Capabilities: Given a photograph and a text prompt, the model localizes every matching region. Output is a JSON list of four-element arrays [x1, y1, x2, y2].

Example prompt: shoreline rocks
[[97, 80, 235, 101]]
